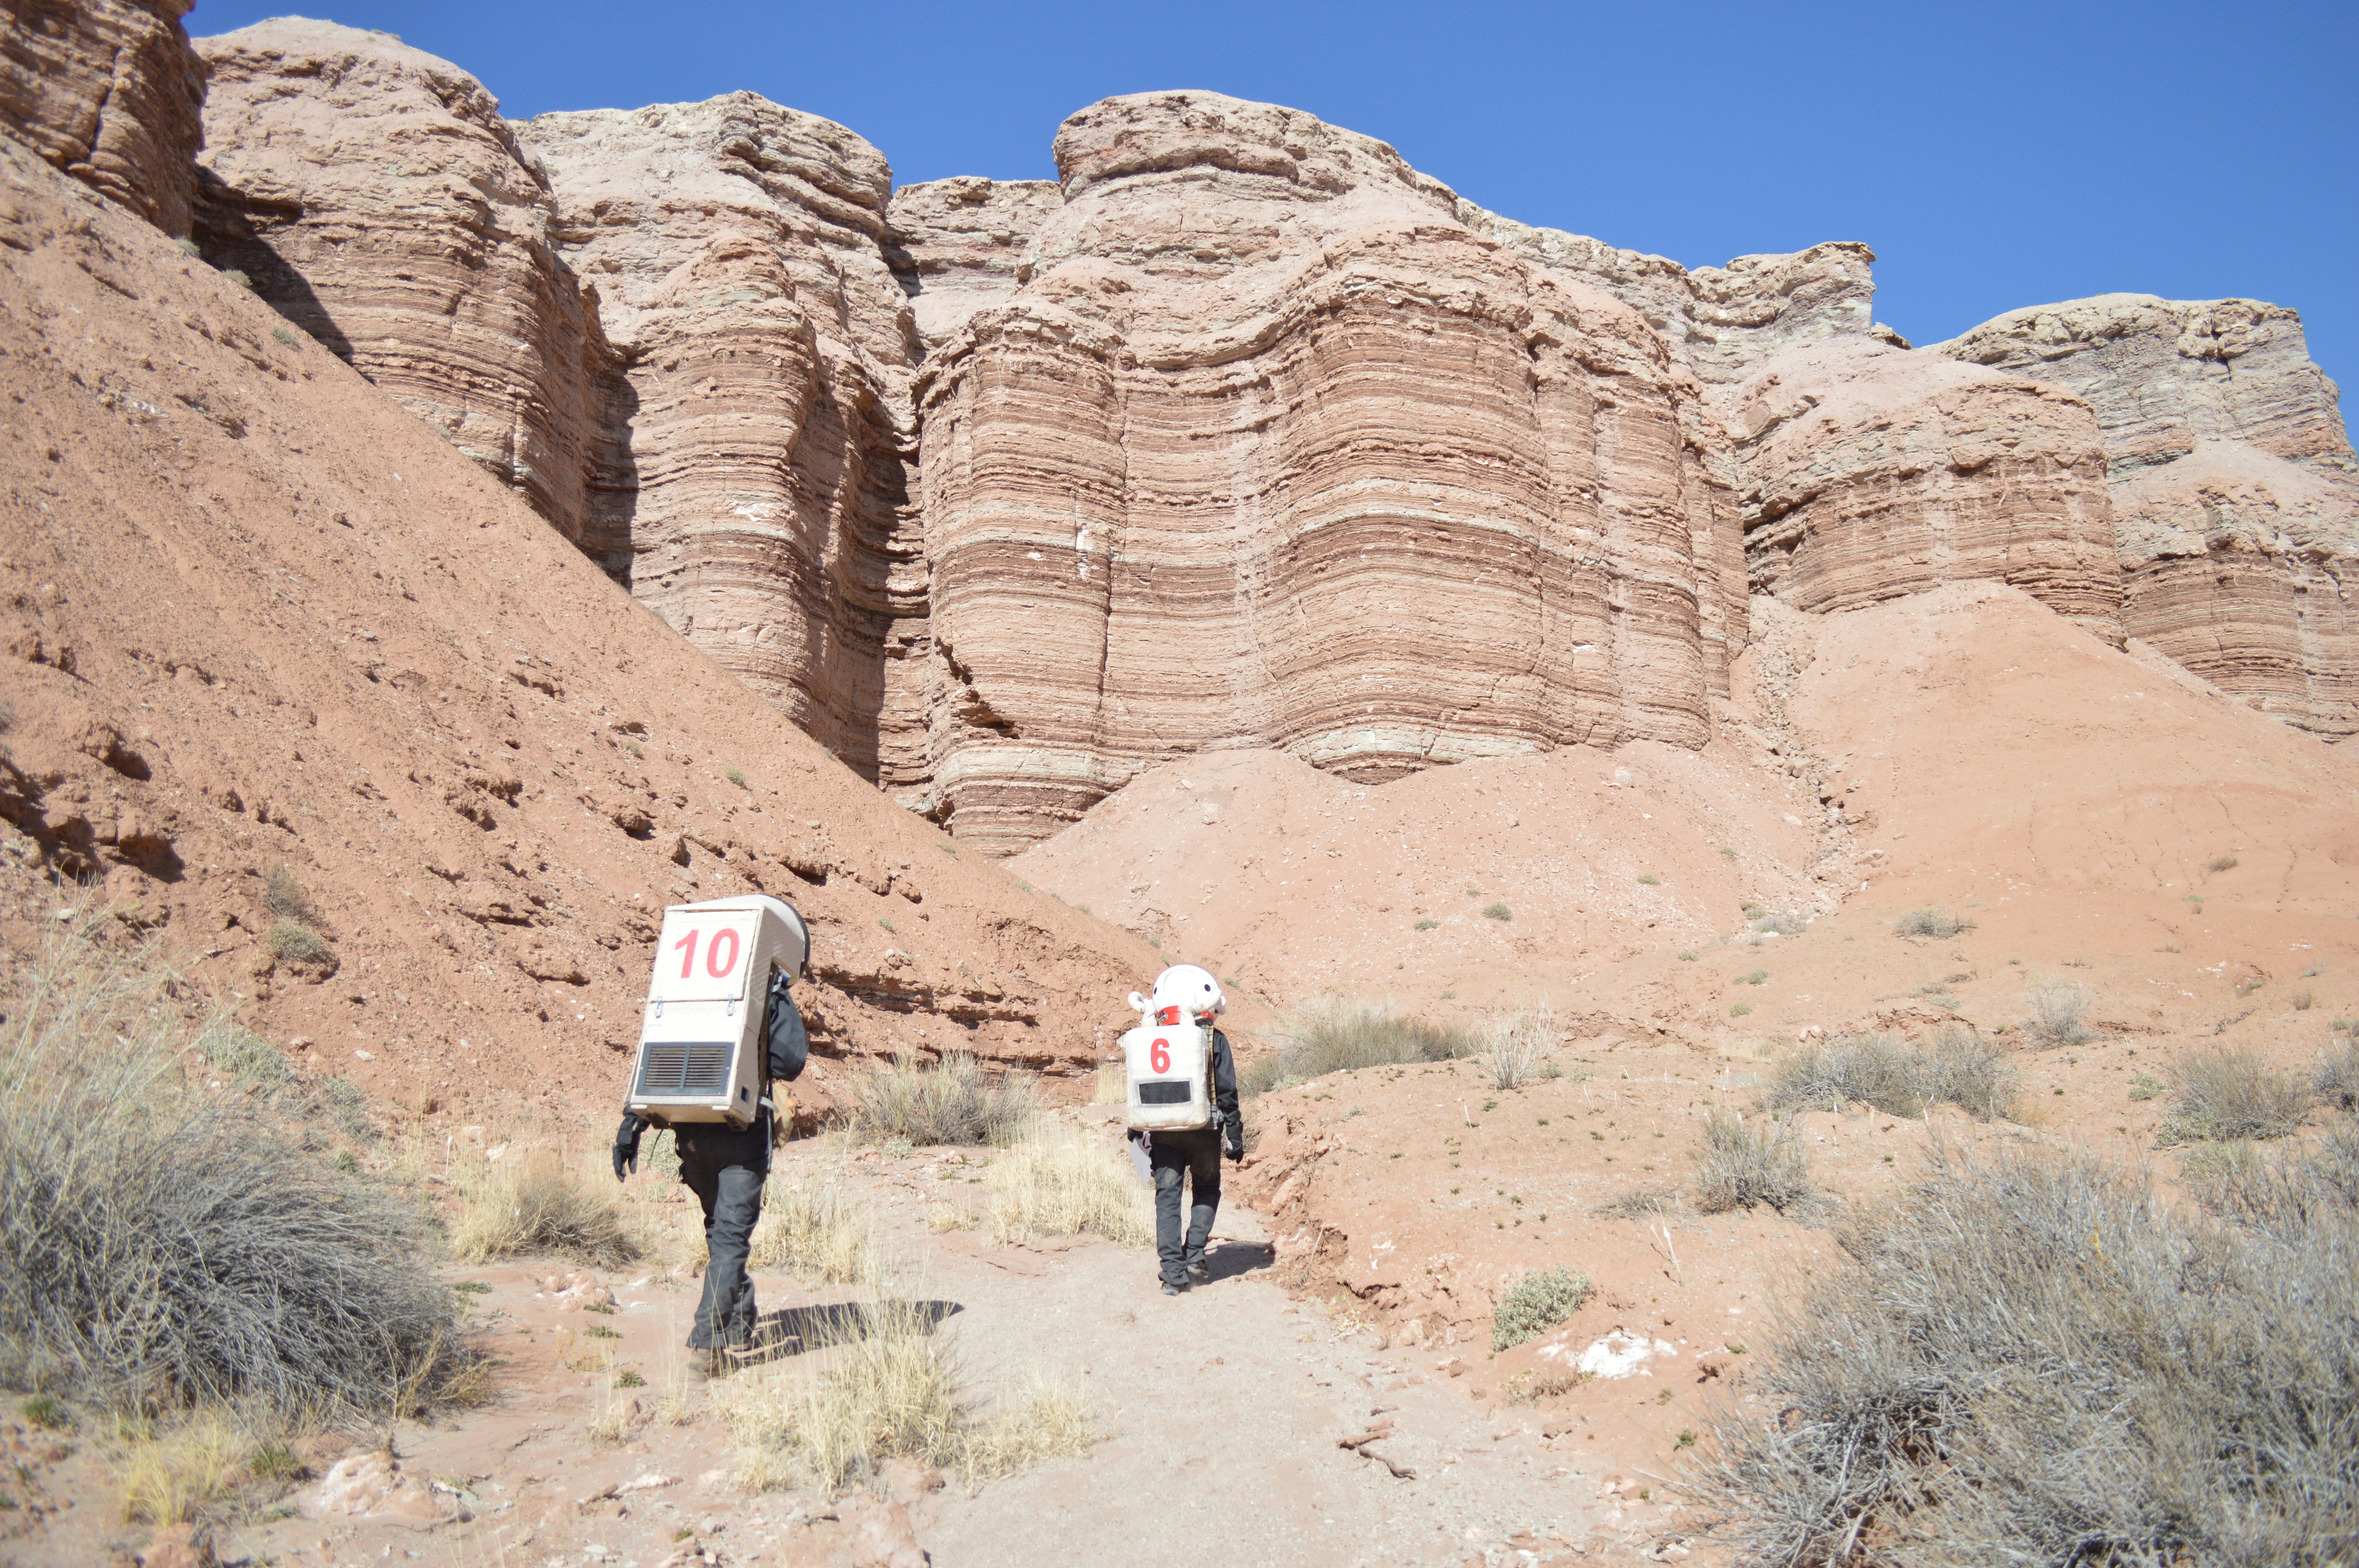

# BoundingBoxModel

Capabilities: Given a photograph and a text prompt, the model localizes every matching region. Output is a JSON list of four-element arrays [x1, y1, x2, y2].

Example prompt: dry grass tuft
[[720, 1298, 967, 1492], [451, 1149, 641, 1266], [2020, 975, 2095, 1047], [845, 1053, 1038, 1147], [1480, 1003, 1551, 1091], [1241, 993, 1476, 1094], [2158, 1049, 2311, 1145], [1691, 1111, 1816, 1215], [748, 1171, 871, 1283], [1693, 1139, 2359, 1565], [1763, 1027, 2016, 1121], [2316, 1041, 2359, 1112], [986, 1135, 1152, 1248], [0, 929, 462, 1416], [116, 1408, 255, 1524], [1894, 906, 1975, 939], [962, 1368, 1097, 1481], [1091, 1058, 1125, 1105]]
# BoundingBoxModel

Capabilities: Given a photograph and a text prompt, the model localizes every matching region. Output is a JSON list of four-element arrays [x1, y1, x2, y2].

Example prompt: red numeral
[[674, 930, 698, 978], [707, 927, 740, 979], [1150, 1037, 1171, 1074]]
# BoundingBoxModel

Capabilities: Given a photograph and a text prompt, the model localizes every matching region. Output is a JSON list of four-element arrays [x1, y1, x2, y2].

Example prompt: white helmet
[[1149, 963, 1224, 1020]]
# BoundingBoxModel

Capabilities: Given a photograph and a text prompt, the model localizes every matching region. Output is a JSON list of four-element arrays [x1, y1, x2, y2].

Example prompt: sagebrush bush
[[260, 865, 318, 925], [1491, 1266, 1593, 1352], [1691, 1111, 1814, 1214], [451, 1149, 640, 1266], [2317, 1041, 2359, 1112], [1480, 1004, 1550, 1091], [986, 1136, 1151, 1248], [1763, 1028, 2015, 1121], [1694, 1140, 2359, 1566], [846, 1053, 1037, 1147], [2159, 1049, 2311, 1145], [201, 1024, 288, 1086], [1749, 909, 1806, 936], [1895, 906, 1975, 939], [2019, 974, 2095, 1047], [0, 933, 462, 1415], [1241, 993, 1476, 1094], [266, 921, 331, 964], [748, 1172, 871, 1282]]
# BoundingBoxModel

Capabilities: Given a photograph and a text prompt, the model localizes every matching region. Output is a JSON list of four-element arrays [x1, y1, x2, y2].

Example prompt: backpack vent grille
[[1136, 1080, 1193, 1105], [636, 1041, 731, 1097]]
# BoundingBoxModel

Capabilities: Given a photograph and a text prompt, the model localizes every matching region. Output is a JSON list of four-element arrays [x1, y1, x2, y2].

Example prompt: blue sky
[[189, 1, 2357, 393]]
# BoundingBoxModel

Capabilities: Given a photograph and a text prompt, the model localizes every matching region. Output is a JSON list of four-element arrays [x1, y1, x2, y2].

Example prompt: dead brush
[[1241, 993, 1477, 1094], [0, 927, 464, 1417], [845, 1053, 1038, 1147], [2316, 1040, 2359, 1112], [985, 1134, 1152, 1248], [2020, 974, 2095, 1047], [1762, 1027, 2016, 1121], [1690, 1111, 1816, 1215], [2157, 1048, 2311, 1145], [1480, 1002, 1552, 1091], [748, 1171, 871, 1283], [1692, 1139, 2359, 1566], [451, 1148, 642, 1267]]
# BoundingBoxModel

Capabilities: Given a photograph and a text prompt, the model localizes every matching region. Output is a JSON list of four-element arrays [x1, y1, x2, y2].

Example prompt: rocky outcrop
[[193, 20, 623, 543], [515, 94, 929, 783], [0, 0, 203, 235], [885, 176, 1060, 351], [1938, 295, 2359, 738], [915, 91, 1748, 853], [1730, 341, 2122, 633]]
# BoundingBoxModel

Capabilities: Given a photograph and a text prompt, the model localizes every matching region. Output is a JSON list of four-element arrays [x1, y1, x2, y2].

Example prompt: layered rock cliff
[[0, 0, 203, 235], [193, 20, 623, 543], [514, 95, 928, 784], [1939, 295, 2359, 738], [885, 176, 1060, 350], [913, 91, 1749, 852]]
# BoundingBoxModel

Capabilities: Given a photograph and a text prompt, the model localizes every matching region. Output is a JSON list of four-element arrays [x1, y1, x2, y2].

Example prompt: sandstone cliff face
[[915, 91, 1748, 853], [1939, 294, 2359, 738], [885, 176, 1060, 351], [0, 0, 202, 235], [1729, 341, 2123, 634], [193, 20, 622, 542], [515, 94, 929, 784]]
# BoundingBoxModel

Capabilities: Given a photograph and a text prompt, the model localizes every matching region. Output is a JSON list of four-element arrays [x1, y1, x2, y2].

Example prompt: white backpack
[[1121, 1007, 1214, 1132]]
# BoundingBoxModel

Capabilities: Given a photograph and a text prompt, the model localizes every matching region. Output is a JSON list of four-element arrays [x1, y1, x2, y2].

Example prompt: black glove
[[612, 1112, 647, 1182], [1225, 1130, 1245, 1163]]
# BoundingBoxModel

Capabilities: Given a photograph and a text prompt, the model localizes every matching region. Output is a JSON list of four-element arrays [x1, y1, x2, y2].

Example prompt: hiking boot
[[1161, 1281, 1184, 1296], [1186, 1261, 1210, 1285]]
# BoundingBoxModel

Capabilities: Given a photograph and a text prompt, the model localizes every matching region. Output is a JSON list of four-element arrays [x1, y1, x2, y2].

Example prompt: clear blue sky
[[189, 1, 2357, 395]]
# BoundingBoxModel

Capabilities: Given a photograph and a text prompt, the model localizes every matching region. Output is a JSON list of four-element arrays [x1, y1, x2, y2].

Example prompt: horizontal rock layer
[[193, 20, 623, 541], [885, 175, 1061, 350], [0, 0, 202, 235], [1939, 294, 2359, 738], [916, 91, 1747, 853]]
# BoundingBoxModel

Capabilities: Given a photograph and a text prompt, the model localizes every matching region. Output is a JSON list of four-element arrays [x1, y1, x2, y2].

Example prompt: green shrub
[[201, 1024, 289, 1086], [1491, 1267, 1593, 1352], [1750, 909, 1806, 936], [846, 1054, 1038, 1147], [261, 865, 318, 925], [1638, 873, 1661, 886], [1482, 902, 1512, 922], [1413, 918, 1439, 931], [1239, 994, 1476, 1095], [267, 922, 331, 964], [2130, 1073, 2165, 1102], [725, 767, 748, 788]]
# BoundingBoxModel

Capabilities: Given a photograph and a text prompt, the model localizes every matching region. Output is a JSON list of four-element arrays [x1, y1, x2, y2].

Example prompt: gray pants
[[1150, 1128, 1222, 1287], [677, 1119, 768, 1349]]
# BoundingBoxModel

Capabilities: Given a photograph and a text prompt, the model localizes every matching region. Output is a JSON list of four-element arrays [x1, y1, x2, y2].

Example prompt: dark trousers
[[1150, 1127, 1222, 1287], [676, 1117, 769, 1350]]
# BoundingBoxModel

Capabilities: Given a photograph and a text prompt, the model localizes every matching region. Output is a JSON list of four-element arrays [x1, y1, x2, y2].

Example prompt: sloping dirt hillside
[[0, 137, 1158, 1128]]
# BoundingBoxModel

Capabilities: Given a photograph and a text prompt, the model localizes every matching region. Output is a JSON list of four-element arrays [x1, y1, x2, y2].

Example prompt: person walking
[[613, 960, 808, 1367], [1128, 965, 1243, 1296]]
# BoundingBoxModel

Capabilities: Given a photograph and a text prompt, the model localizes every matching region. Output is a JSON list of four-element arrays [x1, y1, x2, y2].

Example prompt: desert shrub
[[1480, 1003, 1550, 1091], [748, 1172, 870, 1282], [845, 1053, 1037, 1147], [1691, 1111, 1814, 1214], [1894, 906, 1975, 939], [266, 922, 331, 964], [451, 1149, 640, 1266], [0, 933, 462, 1416], [1491, 1266, 1593, 1352], [725, 766, 748, 787], [1749, 909, 1806, 936], [1482, 902, 1513, 922], [200, 1023, 288, 1086], [261, 865, 318, 925], [2158, 1049, 2311, 1145], [1593, 1185, 1680, 1219], [2181, 1140, 2266, 1203], [1240, 993, 1476, 1095], [1763, 1029, 2015, 1122], [985, 1136, 1151, 1248], [1693, 1141, 2359, 1566], [2020, 974, 2095, 1047], [2318, 1041, 2359, 1112], [218, 267, 252, 289], [2209, 854, 2240, 872], [2129, 1073, 2165, 1101], [269, 325, 302, 351], [1413, 917, 1439, 931]]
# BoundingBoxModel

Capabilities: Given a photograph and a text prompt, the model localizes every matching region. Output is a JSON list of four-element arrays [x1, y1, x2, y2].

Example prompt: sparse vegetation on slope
[[1240, 993, 1476, 1094], [2020, 974, 2095, 1047], [2157, 1048, 2311, 1145], [1690, 1111, 1815, 1215], [846, 1054, 1039, 1147], [451, 1148, 641, 1266], [1696, 1140, 2359, 1566], [749, 1171, 871, 1282], [1763, 1028, 2016, 1120], [1894, 906, 1975, 939], [1491, 1267, 1593, 1352], [0, 929, 463, 1416], [986, 1134, 1152, 1247]]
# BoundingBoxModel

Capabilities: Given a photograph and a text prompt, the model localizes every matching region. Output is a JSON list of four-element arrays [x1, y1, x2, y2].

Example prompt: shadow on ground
[[1204, 1240, 1276, 1283], [745, 1298, 963, 1359]]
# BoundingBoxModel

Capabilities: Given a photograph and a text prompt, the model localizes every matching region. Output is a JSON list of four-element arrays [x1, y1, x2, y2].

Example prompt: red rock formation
[[193, 20, 623, 546], [0, 0, 202, 235], [914, 91, 1748, 854], [885, 176, 1060, 351], [1939, 294, 2359, 738], [515, 94, 928, 786], [1728, 341, 2123, 635]]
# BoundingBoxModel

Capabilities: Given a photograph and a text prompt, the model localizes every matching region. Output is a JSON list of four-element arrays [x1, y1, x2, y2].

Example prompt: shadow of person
[[1202, 1240, 1276, 1283], [743, 1298, 962, 1360]]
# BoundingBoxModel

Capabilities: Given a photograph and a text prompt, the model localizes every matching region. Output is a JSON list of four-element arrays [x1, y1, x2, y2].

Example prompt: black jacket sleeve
[[764, 970, 809, 1083], [1210, 1028, 1240, 1129]]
